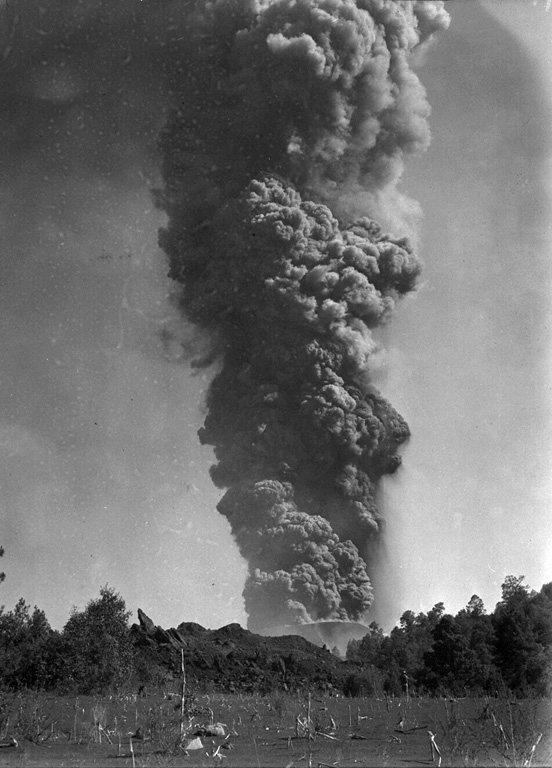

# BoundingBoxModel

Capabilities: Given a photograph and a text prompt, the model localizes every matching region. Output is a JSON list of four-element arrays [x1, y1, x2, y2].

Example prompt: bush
[[343, 671, 375, 698], [62, 586, 134, 694]]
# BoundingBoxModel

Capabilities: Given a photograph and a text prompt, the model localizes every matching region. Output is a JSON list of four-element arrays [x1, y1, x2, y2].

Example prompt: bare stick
[[428, 731, 442, 766], [72, 698, 82, 744], [498, 722, 510, 750], [525, 733, 542, 768], [403, 670, 410, 703], [180, 647, 186, 741]]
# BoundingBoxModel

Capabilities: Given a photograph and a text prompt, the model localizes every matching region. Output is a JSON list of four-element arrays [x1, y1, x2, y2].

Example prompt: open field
[[0, 691, 550, 767]]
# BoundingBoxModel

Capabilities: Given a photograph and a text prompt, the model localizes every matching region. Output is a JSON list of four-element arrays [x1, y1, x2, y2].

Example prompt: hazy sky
[[373, 0, 552, 627], [0, 0, 550, 632]]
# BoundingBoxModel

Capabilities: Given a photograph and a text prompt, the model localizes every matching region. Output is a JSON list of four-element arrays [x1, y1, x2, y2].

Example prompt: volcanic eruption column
[[156, 0, 450, 632]]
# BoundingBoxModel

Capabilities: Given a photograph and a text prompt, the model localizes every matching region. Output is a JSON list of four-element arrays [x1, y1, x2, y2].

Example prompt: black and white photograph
[[0, 0, 550, 764]]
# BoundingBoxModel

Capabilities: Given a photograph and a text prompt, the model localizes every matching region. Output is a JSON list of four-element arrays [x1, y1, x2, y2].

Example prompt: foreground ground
[[0, 691, 550, 767]]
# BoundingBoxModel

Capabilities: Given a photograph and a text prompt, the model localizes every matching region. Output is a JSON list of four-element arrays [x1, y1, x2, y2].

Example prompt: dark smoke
[[156, 0, 450, 631], [0, 0, 448, 631]]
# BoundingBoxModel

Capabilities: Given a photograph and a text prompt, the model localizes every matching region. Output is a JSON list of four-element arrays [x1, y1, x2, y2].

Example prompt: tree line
[[346, 576, 552, 698], [0, 586, 134, 693], [0, 567, 550, 697]]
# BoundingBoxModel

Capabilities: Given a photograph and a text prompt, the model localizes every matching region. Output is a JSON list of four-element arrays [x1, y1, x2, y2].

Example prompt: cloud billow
[[156, 0, 450, 631]]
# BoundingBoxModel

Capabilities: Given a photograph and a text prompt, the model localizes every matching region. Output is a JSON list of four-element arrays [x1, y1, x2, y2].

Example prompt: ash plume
[[156, 0, 450, 632], [158, 0, 448, 630], [0, 0, 448, 630]]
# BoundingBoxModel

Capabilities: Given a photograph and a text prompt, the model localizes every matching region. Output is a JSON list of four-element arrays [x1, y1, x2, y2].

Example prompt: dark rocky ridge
[[131, 610, 365, 694]]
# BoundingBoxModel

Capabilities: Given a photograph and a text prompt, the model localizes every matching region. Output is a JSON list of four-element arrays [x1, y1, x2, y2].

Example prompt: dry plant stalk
[[180, 647, 186, 741], [428, 730, 442, 766], [403, 671, 410, 702], [72, 698, 80, 743], [116, 717, 122, 757], [524, 733, 542, 768], [129, 736, 135, 768]]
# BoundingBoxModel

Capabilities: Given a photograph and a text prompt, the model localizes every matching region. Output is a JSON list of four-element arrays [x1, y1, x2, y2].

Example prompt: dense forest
[[0, 565, 550, 698], [346, 576, 552, 698]]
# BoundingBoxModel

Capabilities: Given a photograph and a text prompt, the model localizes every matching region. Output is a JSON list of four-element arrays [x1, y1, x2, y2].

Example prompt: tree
[[424, 614, 489, 695], [493, 576, 547, 695], [0, 598, 56, 690], [531, 583, 552, 647], [464, 594, 486, 617], [375, 604, 445, 695], [530, 583, 552, 695], [499, 575, 533, 605], [62, 585, 134, 694], [455, 595, 500, 693], [346, 621, 384, 665]]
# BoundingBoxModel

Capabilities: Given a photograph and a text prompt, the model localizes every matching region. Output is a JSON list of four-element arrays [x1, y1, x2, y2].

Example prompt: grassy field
[[0, 690, 550, 767]]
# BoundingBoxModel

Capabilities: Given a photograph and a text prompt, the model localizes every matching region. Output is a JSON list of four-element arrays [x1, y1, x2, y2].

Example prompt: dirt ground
[[0, 693, 550, 767]]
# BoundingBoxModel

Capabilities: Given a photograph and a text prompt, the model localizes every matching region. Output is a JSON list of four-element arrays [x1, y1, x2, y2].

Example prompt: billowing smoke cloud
[[0, 0, 447, 630], [156, 0, 450, 631]]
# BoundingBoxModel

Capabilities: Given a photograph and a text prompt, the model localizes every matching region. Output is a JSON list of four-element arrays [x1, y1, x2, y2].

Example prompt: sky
[[0, 0, 551, 633], [373, 0, 552, 627]]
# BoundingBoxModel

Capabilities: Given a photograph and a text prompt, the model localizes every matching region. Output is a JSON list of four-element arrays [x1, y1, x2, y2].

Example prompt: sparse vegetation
[[0, 690, 547, 766], [0, 578, 550, 764]]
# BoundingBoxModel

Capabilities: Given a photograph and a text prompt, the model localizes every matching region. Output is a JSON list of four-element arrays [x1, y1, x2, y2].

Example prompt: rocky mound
[[131, 610, 361, 694]]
